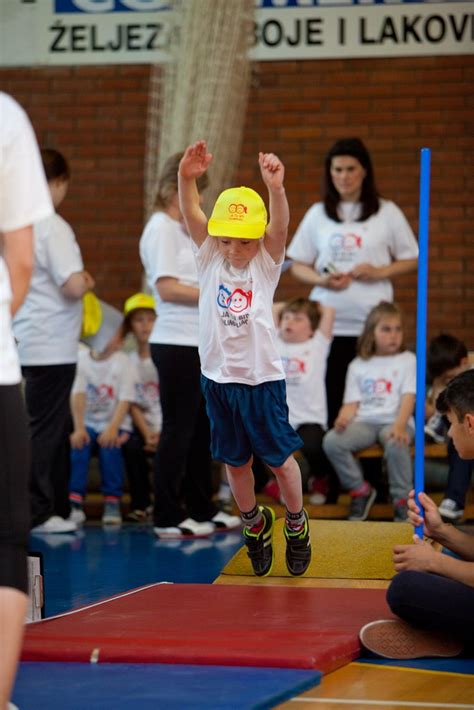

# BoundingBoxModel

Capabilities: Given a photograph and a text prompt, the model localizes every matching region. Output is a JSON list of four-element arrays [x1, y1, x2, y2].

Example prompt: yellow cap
[[208, 186, 267, 240], [124, 292, 156, 317], [81, 291, 102, 338]]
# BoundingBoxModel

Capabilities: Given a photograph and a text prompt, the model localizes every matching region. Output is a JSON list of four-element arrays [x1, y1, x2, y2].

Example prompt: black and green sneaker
[[243, 505, 275, 577], [284, 509, 311, 576]]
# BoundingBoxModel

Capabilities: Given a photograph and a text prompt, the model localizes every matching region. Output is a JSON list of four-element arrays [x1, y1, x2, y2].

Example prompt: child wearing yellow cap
[[178, 140, 311, 577], [121, 293, 161, 522]]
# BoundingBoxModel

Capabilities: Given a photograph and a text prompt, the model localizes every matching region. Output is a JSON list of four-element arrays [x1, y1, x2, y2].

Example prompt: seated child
[[426, 334, 472, 521], [69, 327, 135, 525], [271, 298, 335, 504], [323, 301, 416, 522], [121, 293, 161, 522], [178, 140, 311, 577]]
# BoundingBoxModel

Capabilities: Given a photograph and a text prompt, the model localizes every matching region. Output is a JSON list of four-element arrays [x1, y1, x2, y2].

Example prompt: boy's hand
[[179, 140, 212, 180], [144, 430, 160, 453], [259, 152, 285, 191], [387, 422, 411, 445], [98, 425, 120, 448], [407, 489, 445, 539], [70, 427, 90, 450], [393, 535, 438, 573]]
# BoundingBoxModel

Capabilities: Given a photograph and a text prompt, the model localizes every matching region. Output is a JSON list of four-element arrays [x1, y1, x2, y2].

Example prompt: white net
[[144, 0, 255, 219]]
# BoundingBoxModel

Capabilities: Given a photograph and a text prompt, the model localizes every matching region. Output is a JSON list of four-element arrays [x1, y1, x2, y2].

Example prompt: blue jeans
[[323, 421, 414, 503], [70, 426, 124, 499]]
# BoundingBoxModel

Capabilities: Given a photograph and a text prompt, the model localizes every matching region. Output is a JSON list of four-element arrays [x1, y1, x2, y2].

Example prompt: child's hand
[[70, 427, 90, 449], [387, 422, 410, 445], [259, 152, 285, 191], [324, 272, 352, 291], [179, 140, 212, 180], [334, 414, 349, 432], [351, 263, 381, 282], [98, 425, 120, 448], [144, 430, 159, 453]]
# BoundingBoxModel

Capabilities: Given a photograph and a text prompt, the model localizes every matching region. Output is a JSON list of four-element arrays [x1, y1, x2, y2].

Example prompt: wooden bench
[[355, 443, 447, 459]]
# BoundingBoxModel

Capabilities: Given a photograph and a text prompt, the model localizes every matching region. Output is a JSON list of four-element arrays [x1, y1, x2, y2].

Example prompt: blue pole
[[414, 148, 431, 539]]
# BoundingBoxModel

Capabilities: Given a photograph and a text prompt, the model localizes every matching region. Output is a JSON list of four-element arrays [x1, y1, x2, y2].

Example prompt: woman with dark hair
[[287, 138, 418, 428], [139, 153, 240, 537]]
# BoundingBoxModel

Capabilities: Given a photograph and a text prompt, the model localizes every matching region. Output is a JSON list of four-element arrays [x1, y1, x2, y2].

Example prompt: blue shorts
[[201, 376, 303, 468]]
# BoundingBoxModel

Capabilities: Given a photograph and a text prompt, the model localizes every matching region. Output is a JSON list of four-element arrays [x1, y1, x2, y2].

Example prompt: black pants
[[150, 344, 217, 527], [388, 570, 474, 646], [325, 335, 358, 428], [122, 430, 152, 511], [444, 439, 473, 508], [22, 364, 76, 527], [0, 385, 30, 593]]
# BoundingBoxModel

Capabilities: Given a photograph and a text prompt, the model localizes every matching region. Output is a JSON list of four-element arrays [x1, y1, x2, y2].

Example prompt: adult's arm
[[61, 270, 95, 299], [156, 276, 199, 305], [2, 226, 33, 315]]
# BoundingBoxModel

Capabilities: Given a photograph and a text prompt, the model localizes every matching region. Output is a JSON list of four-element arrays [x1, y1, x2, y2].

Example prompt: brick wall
[[1, 53, 473, 349]]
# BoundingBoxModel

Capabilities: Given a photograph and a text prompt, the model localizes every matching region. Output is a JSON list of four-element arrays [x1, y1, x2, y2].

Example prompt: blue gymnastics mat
[[13, 662, 321, 710]]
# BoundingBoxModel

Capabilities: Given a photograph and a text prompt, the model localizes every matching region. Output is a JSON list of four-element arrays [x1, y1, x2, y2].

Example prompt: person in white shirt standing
[[287, 138, 418, 428], [13, 149, 94, 534], [0, 92, 53, 710], [323, 301, 416, 522], [140, 152, 239, 538]]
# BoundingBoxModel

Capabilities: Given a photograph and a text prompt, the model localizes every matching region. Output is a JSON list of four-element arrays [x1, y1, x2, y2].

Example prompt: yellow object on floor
[[221, 519, 413, 580]]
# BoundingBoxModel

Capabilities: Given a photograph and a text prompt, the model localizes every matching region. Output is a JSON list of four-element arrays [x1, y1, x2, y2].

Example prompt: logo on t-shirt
[[135, 381, 159, 410], [329, 231, 363, 263], [281, 356, 306, 381], [86, 383, 114, 411], [361, 377, 392, 408], [216, 283, 252, 328]]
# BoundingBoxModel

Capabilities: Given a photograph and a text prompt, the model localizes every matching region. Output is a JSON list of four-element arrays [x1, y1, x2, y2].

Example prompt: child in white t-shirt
[[121, 293, 161, 522], [69, 329, 135, 526], [178, 140, 310, 578], [270, 298, 335, 504], [323, 301, 416, 522]]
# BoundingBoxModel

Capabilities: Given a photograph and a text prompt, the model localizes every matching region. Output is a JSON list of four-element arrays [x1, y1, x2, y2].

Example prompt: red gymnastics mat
[[22, 583, 394, 673]]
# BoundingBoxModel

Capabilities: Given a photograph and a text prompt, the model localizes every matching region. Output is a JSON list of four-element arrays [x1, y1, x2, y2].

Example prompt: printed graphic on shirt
[[216, 282, 252, 328], [361, 376, 393, 408], [87, 383, 114, 412], [281, 356, 307, 382], [329, 231, 363, 264], [135, 380, 159, 410]]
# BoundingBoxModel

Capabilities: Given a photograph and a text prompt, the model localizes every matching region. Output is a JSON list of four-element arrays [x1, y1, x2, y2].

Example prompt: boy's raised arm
[[178, 141, 212, 247], [259, 152, 289, 263]]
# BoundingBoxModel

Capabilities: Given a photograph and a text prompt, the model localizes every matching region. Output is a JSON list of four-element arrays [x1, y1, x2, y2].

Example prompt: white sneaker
[[69, 505, 86, 525], [154, 518, 215, 539], [438, 498, 464, 521], [211, 510, 242, 530], [309, 492, 327, 505], [31, 516, 78, 534]]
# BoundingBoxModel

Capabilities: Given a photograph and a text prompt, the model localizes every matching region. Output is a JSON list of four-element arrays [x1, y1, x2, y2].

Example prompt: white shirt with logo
[[276, 329, 331, 429], [0, 92, 53, 384], [195, 237, 285, 385], [128, 350, 162, 432], [72, 348, 135, 433], [139, 211, 199, 347], [287, 200, 418, 336], [13, 213, 84, 365], [344, 350, 416, 426]]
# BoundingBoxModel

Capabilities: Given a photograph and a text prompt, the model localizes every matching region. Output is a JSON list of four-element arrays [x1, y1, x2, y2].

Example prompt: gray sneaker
[[348, 487, 377, 521], [438, 498, 464, 521], [102, 500, 122, 525]]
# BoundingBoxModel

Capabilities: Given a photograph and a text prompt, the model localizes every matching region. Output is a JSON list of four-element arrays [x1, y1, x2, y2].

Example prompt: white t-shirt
[[128, 350, 162, 432], [195, 237, 285, 385], [72, 348, 135, 433], [13, 213, 84, 365], [139, 211, 199, 347], [287, 200, 418, 336], [344, 350, 417, 426], [0, 92, 53, 384], [276, 329, 331, 429]]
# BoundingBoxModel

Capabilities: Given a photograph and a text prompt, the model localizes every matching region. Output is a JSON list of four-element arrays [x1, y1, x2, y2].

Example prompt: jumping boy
[[178, 140, 311, 577]]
